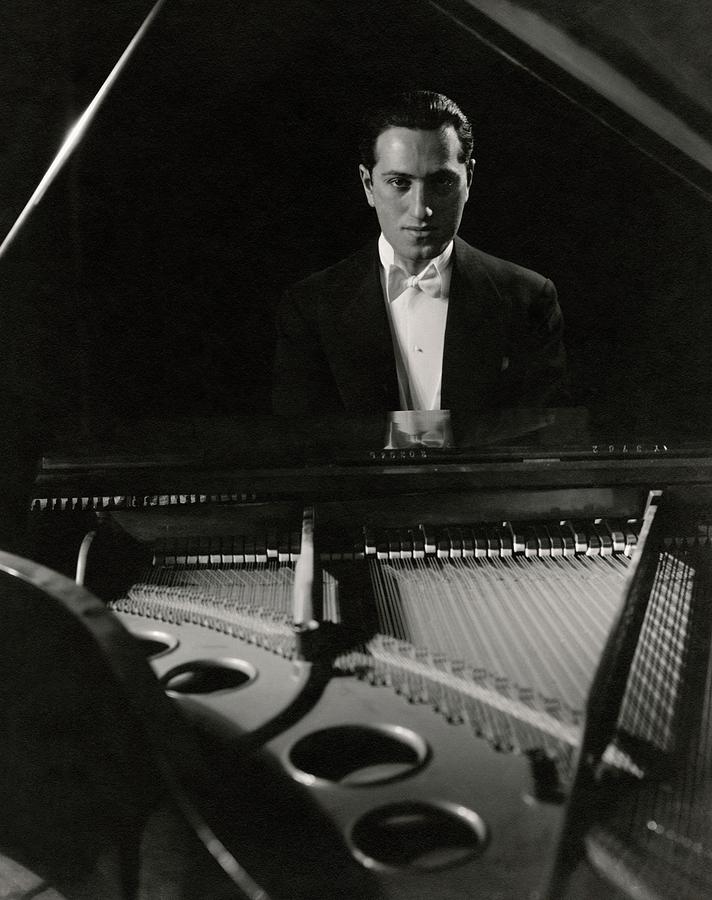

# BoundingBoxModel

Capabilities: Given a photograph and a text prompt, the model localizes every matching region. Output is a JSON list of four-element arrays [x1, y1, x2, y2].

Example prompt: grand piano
[[2, 2, 712, 899]]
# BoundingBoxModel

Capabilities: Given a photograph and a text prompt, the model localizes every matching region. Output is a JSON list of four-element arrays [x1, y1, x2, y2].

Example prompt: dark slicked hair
[[359, 90, 474, 171]]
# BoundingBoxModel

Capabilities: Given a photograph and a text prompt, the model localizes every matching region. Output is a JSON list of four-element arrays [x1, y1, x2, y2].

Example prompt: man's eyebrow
[[379, 167, 459, 177]]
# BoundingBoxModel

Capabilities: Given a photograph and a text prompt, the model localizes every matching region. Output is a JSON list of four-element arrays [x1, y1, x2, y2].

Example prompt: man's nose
[[409, 183, 433, 219]]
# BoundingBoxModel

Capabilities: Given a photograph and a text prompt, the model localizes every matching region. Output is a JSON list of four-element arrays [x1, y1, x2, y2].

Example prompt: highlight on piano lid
[[2, 1, 712, 899]]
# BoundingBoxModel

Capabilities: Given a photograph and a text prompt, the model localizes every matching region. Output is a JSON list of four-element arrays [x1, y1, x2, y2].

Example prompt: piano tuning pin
[[450, 659, 466, 678], [471, 667, 488, 685], [451, 688, 468, 722], [518, 686, 535, 706], [388, 664, 404, 690], [404, 672, 423, 702]]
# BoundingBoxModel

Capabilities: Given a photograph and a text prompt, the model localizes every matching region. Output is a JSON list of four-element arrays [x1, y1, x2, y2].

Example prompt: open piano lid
[[430, 0, 712, 199]]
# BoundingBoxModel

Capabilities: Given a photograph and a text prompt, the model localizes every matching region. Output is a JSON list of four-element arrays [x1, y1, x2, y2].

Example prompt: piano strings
[[581, 536, 712, 897], [106, 515, 651, 788], [337, 551, 630, 784], [117, 563, 301, 657]]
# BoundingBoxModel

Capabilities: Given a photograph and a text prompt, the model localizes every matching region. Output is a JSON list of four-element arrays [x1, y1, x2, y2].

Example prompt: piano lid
[[1, 0, 711, 445], [429, 0, 712, 198]]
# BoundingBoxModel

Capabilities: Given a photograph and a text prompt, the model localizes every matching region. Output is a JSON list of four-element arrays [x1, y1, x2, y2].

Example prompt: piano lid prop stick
[[75, 530, 96, 586], [0, 0, 169, 260], [293, 506, 318, 631]]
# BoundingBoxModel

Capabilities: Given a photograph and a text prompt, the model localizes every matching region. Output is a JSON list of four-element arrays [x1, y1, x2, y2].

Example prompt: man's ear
[[465, 158, 475, 192], [359, 164, 376, 208]]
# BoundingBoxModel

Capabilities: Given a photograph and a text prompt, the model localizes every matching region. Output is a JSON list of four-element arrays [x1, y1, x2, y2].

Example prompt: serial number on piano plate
[[369, 449, 430, 460]]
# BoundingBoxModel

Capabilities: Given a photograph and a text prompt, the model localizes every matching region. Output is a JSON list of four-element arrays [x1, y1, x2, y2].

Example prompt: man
[[272, 90, 565, 417]]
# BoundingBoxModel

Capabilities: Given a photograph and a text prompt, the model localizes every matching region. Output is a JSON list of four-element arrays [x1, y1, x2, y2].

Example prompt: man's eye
[[388, 178, 410, 189], [433, 173, 456, 188]]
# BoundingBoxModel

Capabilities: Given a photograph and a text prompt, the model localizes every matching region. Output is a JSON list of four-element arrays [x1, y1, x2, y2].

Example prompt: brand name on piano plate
[[591, 444, 669, 454]]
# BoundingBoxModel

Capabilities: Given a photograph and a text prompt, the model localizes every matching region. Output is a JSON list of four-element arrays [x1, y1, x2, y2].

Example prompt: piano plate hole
[[160, 658, 256, 694], [130, 628, 179, 660], [349, 801, 488, 872], [287, 724, 429, 787]]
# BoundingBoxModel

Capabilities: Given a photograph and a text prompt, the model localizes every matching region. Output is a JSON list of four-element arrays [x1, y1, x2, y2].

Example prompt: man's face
[[359, 125, 474, 274]]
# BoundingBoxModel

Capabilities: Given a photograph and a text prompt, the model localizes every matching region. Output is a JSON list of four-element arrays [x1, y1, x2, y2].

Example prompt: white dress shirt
[[378, 233, 453, 410]]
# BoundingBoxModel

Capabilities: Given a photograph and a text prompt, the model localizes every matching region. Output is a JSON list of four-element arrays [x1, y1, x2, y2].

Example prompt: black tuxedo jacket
[[272, 236, 566, 416]]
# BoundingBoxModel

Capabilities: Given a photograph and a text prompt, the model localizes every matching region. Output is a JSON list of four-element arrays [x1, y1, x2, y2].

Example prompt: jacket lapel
[[323, 243, 400, 411], [441, 237, 506, 413]]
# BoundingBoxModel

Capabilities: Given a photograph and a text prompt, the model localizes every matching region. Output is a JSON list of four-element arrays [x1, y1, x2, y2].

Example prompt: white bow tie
[[388, 263, 442, 301]]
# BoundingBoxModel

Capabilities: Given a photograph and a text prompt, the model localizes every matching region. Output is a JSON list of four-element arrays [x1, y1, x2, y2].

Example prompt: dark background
[[1, 0, 712, 442]]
